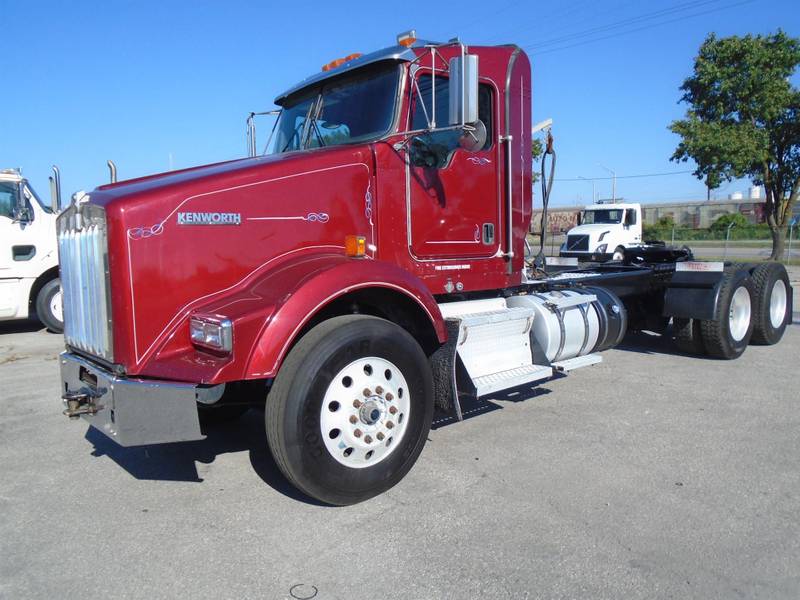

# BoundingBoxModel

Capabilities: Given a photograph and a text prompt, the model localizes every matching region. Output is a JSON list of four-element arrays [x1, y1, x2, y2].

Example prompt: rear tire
[[700, 273, 754, 359], [749, 262, 790, 345], [35, 278, 63, 333], [672, 318, 706, 355], [265, 315, 434, 505]]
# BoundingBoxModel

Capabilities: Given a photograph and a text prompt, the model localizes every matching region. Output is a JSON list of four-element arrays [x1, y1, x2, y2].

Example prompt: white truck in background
[[0, 168, 63, 332], [560, 202, 643, 262]]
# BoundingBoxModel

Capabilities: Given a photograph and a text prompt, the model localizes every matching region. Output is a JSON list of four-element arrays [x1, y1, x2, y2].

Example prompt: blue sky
[[1, 0, 798, 207]]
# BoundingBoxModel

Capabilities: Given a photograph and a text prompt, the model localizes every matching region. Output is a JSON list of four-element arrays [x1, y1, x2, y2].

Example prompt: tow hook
[[62, 391, 102, 420]]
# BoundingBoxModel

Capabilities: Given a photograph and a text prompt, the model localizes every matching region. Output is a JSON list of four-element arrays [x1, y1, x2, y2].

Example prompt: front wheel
[[265, 315, 434, 505], [35, 278, 63, 333], [611, 246, 626, 261]]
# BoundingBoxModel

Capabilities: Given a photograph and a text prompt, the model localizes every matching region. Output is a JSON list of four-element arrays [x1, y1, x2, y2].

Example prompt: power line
[[525, 0, 753, 56], [520, 0, 723, 50], [556, 170, 694, 181]]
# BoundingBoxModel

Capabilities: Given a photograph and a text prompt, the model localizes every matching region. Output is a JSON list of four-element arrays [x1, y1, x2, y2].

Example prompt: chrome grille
[[57, 202, 113, 361]]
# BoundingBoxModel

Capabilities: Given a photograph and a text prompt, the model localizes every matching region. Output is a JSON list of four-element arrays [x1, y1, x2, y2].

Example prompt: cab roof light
[[397, 30, 416, 47], [321, 53, 363, 72]]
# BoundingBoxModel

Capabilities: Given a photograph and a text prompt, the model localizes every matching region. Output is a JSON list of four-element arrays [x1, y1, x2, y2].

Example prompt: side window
[[626, 209, 637, 225], [0, 182, 18, 220], [411, 74, 494, 154]]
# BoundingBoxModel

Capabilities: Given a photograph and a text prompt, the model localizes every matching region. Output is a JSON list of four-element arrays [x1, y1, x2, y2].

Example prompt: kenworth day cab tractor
[[58, 33, 793, 505], [1, 168, 63, 332], [560, 202, 644, 262]]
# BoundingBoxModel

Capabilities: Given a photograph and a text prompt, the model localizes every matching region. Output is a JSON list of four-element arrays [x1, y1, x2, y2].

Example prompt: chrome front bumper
[[60, 352, 205, 446]]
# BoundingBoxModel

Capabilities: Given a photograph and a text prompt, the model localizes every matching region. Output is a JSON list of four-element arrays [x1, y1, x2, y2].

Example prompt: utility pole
[[578, 176, 596, 203], [598, 163, 616, 202]]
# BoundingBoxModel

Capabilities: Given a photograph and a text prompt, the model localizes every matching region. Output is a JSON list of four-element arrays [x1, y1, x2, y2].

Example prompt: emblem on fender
[[177, 212, 242, 225]]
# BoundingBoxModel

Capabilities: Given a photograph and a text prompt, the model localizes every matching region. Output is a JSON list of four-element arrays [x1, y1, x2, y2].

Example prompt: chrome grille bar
[[57, 203, 113, 361]]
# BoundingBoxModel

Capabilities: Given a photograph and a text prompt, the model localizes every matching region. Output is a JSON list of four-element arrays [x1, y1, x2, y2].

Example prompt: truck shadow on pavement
[[431, 385, 554, 430], [84, 410, 329, 506], [0, 320, 46, 335]]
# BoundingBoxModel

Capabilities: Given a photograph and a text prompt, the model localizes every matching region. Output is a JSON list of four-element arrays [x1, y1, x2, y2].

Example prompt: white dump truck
[[0, 168, 63, 332], [560, 202, 643, 261]]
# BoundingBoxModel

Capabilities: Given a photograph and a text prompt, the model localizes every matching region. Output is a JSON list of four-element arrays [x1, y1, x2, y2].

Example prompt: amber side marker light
[[345, 235, 366, 257], [397, 30, 416, 47]]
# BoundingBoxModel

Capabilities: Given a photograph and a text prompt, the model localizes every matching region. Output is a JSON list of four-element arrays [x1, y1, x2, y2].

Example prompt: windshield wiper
[[302, 96, 326, 149], [280, 100, 318, 153]]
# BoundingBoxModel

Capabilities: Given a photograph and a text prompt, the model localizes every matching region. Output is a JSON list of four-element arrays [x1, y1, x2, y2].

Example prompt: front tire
[[749, 262, 790, 345], [265, 315, 434, 505], [35, 278, 63, 333]]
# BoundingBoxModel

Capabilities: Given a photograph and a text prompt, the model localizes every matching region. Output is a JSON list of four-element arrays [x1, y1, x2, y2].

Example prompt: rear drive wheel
[[265, 315, 434, 505], [672, 318, 706, 355], [700, 274, 754, 359], [35, 278, 63, 333], [749, 262, 790, 345]]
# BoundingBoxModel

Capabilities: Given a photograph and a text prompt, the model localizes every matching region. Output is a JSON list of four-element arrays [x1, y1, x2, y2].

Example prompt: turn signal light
[[345, 235, 366, 257]]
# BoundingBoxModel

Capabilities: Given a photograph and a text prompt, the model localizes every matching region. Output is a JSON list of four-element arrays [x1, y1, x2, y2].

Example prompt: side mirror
[[449, 54, 479, 126], [50, 166, 62, 213], [577, 212, 583, 226], [13, 204, 33, 223]]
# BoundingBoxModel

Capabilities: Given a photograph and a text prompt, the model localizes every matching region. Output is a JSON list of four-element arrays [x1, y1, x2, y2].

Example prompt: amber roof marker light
[[396, 30, 416, 47]]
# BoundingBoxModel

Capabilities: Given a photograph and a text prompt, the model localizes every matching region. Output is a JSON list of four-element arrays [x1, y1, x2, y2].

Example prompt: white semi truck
[[560, 202, 643, 262], [0, 168, 63, 332]]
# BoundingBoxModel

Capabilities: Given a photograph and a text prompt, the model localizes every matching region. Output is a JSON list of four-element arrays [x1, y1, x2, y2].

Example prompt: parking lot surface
[[1, 314, 798, 600]]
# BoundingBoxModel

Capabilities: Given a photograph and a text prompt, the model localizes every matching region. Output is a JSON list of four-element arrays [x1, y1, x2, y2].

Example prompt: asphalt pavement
[[1, 310, 799, 599]]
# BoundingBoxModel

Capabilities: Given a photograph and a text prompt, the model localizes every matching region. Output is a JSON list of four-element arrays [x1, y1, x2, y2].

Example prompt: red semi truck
[[58, 33, 793, 505]]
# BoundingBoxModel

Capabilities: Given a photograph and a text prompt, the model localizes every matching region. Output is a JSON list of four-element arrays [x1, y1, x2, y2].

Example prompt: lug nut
[[363, 388, 371, 397], [389, 405, 397, 415], [353, 399, 362, 408], [377, 432, 385, 441], [386, 421, 394, 429], [375, 386, 384, 395], [349, 415, 358, 424], [354, 429, 362, 438], [386, 393, 394, 401], [364, 435, 373, 444]]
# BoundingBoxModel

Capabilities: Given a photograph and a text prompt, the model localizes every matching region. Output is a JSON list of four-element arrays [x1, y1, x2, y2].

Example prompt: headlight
[[190, 314, 233, 353], [595, 244, 608, 254]]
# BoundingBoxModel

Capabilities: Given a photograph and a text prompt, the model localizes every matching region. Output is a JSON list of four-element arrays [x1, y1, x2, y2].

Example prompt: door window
[[0, 182, 19, 220], [411, 74, 494, 162]]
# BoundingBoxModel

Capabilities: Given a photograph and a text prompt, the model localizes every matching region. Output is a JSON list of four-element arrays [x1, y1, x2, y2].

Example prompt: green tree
[[670, 31, 800, 259], [710, 212, 749, 232], [532, 137, 544, 183]]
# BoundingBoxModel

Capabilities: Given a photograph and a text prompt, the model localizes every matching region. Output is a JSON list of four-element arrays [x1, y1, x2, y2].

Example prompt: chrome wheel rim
[[729, 286, 751, 342], [51, 289, 64, 323], [320, 357, 411, 469], [769, 279, 787, 329]]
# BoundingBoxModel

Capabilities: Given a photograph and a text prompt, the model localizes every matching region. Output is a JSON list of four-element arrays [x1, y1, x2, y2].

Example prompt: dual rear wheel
[[673, 262, 790, 359]]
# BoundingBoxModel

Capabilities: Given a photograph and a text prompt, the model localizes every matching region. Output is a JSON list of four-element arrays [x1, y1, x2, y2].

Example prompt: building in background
[[530, 195, 796, 233]]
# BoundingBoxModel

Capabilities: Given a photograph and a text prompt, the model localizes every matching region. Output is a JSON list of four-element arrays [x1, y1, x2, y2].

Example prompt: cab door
[[407, 72, 500, 260]]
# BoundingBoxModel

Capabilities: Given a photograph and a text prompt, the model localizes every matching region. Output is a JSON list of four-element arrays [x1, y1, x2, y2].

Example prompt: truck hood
[[82, 145, 376, 374]]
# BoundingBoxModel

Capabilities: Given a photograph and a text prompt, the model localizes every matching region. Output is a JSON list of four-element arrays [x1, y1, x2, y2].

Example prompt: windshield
[[582, 209, 623, 224], [270, 62, 400, 153]]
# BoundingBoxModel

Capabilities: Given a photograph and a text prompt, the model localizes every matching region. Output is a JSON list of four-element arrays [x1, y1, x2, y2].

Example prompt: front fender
[[244, 257, 446, 379]]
